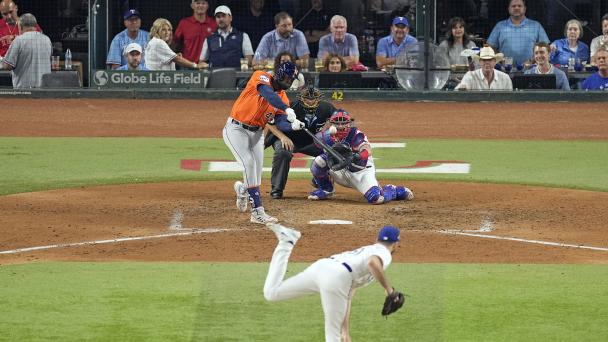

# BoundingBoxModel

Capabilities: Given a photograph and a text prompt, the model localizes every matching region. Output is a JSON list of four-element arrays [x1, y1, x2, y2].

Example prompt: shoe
[[266, 223, 301, 245], [234, 181, 248, 212], [403, 187, 414, 201], [270, 190, 283, 199], [307, 188, 334, 200], [250, 207, 278, 224]]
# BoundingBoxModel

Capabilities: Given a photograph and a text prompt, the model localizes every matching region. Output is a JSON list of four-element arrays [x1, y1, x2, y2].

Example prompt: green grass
[[1, 137, 607, 195], [1, 262, 607, 341]]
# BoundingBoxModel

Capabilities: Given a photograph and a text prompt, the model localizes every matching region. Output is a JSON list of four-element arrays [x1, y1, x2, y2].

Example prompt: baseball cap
[[124, 43, 142, 55], [214, 5, 231, 16], [378, 226, 400, 243], [123, 9, 141, 20], [392, 16, 409, 27]]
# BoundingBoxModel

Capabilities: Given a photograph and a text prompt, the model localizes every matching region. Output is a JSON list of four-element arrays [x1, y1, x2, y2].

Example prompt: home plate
[[309, 220, 353, 225]]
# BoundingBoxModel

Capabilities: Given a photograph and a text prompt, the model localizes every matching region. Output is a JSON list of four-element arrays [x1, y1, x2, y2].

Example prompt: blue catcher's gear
[[364, 186, 384, 204]]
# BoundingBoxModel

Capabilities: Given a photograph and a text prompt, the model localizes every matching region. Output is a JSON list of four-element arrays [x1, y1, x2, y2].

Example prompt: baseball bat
[[302, 129, 347, 165]]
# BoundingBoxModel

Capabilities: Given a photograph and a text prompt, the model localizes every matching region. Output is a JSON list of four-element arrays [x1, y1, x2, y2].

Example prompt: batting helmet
[[275, 61, 298, 82], [297, 85, 323, 114]]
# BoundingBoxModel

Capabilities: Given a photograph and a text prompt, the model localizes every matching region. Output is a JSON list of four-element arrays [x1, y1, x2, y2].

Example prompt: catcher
[[264, 86, 337, 199], [308, 109, 414, 204], [264, 224, 405, 342]]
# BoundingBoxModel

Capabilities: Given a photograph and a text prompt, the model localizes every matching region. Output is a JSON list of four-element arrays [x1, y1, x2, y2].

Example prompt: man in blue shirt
[[582, 49, 608, 90], [376, 16, 418, 70], [487, 0, 549, 66], [318, 15, 359, 68], [254, 12, 310, 70], [116, 43, 149, 71], [106, 9, 150, 69]]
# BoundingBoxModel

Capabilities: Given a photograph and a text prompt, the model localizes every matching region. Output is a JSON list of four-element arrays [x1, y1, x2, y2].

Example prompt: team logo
[[94, 70, 109, 86], [259, 75, 270, 83], [265, 112, 275, 124]]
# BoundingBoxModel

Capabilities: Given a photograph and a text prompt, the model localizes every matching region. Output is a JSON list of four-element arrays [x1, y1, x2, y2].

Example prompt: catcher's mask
[[297, 85, 323, 115], [330, 109, 353, 140], [273, 61, 298, 90]]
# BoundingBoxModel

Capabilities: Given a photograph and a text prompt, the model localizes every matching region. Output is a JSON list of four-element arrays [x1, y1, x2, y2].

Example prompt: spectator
[[144, 18, 206, 71], [254, 12, 310, 70], [525, 42, 569, 90], [550, 19, 589, 66], [323, 53, 347, 72], [455, 45, 512, 90], [581, 49, 608, 90], [174, 0, 217, 64], [487, 0, 549, 66], [590, 14, 608, 64], [0, 0, 41, 57], [116, 43, 149, 71], [299, 0, 332, 58], [317, 15, 359, 68], [200, 6, 254, 69], [0, 13, 50, 89], [438, 17, 477, 65], [234, 0, 275, 51], [271, 51, 305, 90], [106, 9, 149, 69], [376, 16, 418, 70]]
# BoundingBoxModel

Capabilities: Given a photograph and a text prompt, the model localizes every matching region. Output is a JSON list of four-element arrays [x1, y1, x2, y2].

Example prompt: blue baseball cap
[[378, 226, 400, 242], [392, 16, 409, 27], [123, 9, 141, 20]]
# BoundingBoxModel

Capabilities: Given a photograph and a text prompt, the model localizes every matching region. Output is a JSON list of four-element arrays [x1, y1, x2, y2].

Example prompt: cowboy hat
[[472, 46, 504, 62]]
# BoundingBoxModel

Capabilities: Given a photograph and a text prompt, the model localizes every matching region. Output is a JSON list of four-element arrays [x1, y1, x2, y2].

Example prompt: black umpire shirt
[[265, 100, 337, 149]]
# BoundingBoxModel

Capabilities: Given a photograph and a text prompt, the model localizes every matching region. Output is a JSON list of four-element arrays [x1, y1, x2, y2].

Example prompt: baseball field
[[1, 99, 608, 341]]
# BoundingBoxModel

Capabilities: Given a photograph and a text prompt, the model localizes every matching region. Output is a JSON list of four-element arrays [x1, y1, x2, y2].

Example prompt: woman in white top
[[438, 17, 477, 65], [144, 18, 205, 71]]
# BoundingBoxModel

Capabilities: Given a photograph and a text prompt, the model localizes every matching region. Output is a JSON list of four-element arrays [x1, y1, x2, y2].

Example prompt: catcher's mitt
[[381, 289, 405, 316], [327, 142, 353, 171]]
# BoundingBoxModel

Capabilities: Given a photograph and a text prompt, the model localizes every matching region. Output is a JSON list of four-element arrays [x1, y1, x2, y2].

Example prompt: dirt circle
[[1, 99, 607, 265]]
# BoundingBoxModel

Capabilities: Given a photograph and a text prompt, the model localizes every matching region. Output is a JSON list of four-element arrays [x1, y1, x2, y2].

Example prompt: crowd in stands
[[1, 0, 607, 90]]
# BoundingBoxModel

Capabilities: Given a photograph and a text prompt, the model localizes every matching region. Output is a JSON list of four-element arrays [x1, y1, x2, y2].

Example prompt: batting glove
[[291, 119, 305, 131], [285, 108, 296, 122]]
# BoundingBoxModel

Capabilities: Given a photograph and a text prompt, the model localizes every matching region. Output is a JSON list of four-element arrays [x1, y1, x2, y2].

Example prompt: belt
[[331, 257, 352, 273], [231, 119, 260, 132]]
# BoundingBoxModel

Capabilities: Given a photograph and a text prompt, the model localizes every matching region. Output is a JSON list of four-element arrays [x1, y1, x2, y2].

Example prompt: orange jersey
[[230, 70, 290, 128]]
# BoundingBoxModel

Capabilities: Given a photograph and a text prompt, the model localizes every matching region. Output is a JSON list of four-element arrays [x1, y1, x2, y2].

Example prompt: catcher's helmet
[[330, 109, 353, 139], [275, 61, 298, 81], [297, 85, 323, 114]]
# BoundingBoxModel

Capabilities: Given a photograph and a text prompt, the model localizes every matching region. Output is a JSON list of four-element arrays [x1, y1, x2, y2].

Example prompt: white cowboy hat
[[472, 46, 504, 62]]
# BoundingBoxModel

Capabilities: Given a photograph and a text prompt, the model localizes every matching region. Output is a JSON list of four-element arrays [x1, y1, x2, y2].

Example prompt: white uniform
[[329, 157, 379, 195], [264, 241, 392, 342]]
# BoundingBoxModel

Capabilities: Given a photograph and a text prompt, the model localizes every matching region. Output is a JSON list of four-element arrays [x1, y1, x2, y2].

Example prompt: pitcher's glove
[[381, 289, 405, 316], [327, 142, 353, 171]]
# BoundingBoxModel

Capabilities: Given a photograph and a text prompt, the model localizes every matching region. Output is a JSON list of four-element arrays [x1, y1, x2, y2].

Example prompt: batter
[[222, 61, 304, 224]]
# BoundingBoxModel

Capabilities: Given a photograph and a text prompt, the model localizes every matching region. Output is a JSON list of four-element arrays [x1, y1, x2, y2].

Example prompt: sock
[[247, 186, 262, 208]]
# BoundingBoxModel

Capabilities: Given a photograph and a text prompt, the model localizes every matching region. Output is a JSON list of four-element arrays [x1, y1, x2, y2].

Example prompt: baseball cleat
[[234, 181, 248, 212], [266, 223, 301, 245], [403, 187, 414, 201], [250, 207, 279, 224], [307, 188, 334, 200]]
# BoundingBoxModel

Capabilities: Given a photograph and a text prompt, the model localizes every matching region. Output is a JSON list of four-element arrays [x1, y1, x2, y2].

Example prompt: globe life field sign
[[93, 70, 207, 89]]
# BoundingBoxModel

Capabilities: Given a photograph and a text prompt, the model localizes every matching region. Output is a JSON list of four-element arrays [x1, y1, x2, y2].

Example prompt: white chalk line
[[0, 208, 227, 255], [438, 216, 608, 252], [0, 229, 229, 255]]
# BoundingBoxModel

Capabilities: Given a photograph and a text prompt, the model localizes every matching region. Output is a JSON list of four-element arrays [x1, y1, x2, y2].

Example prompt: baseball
[[328, 125, 337, 135]]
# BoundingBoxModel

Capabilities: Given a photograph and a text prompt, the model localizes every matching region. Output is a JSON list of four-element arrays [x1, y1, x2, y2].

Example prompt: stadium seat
[[41, 71, 81, 88], [206, 68, 237, 89]]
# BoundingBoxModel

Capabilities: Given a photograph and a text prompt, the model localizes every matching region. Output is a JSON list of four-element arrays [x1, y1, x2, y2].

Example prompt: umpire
[[265, 86, 336, 199]]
